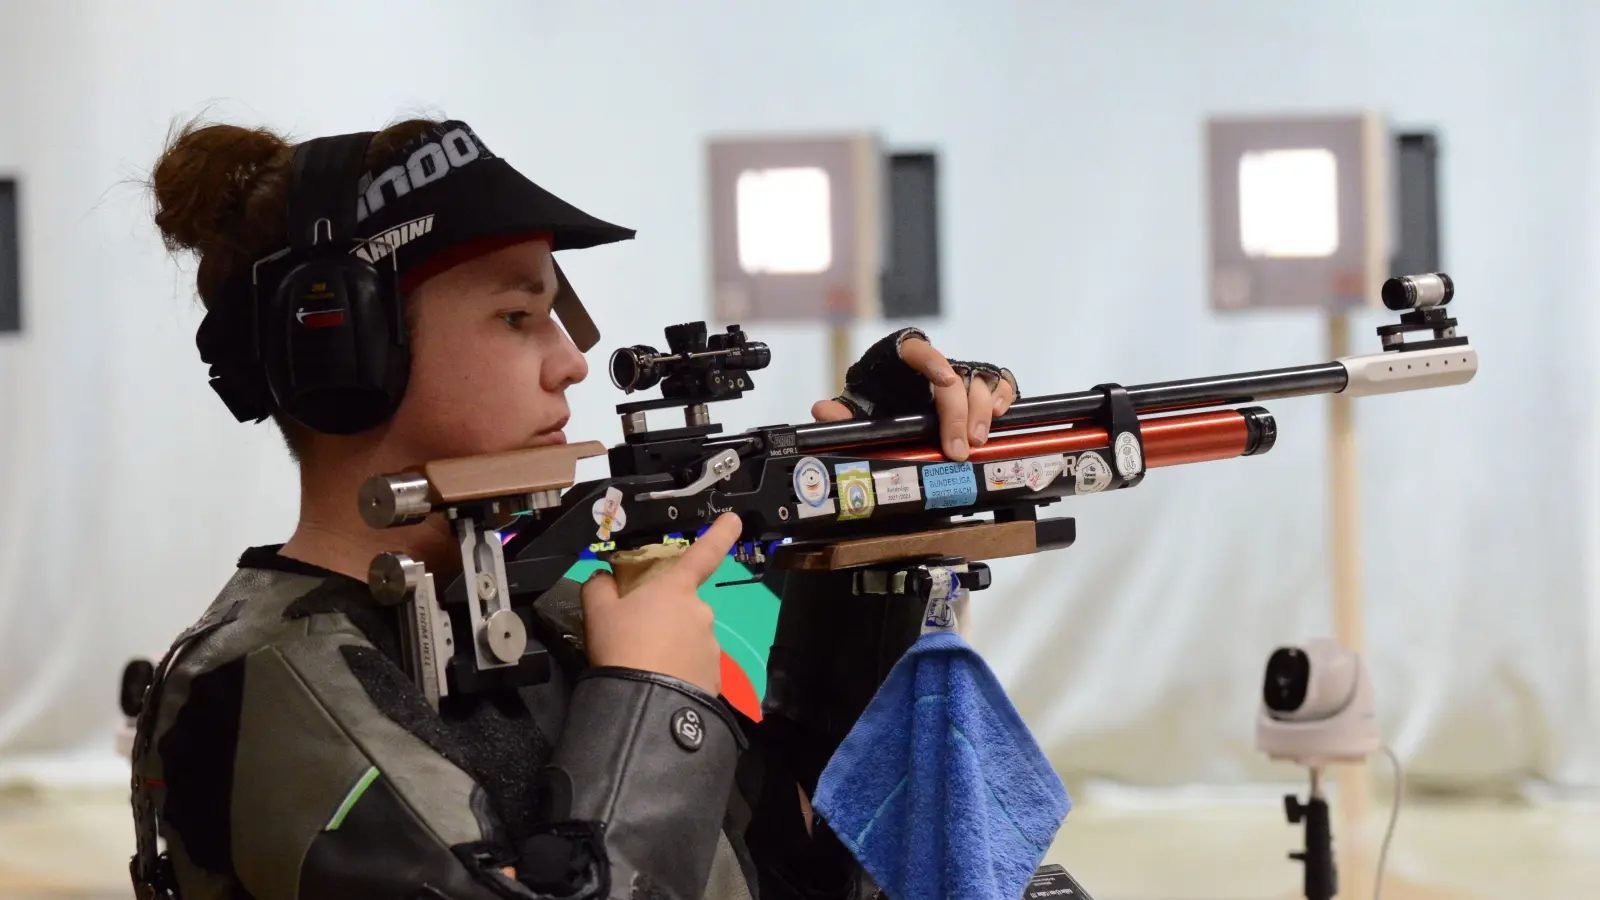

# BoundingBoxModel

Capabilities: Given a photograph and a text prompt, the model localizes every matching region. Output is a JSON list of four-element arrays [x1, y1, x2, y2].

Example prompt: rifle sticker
[[921, 461, 978, 509], [793, 457, 830, 507], [873, 466, 922, 505], [793, 456, 836, 519], [1075, 451, 1113, 494], [592, 486, 627, 539], [794, 497, 837, 519], [985, 455, 1068, 492], [921, 566, 960, 635], [835, 462, 875, 521], [985, 458, 1027, 491], [1029, 454, 1069, 491], [1114, 431, 1143, 478]]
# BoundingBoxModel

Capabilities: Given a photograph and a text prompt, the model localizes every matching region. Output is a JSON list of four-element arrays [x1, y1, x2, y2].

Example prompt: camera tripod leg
[[1286, 767, 1338, 900]]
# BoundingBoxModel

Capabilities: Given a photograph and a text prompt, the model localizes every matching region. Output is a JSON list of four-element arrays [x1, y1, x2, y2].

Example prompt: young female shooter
[[131, 117, 1019, 900]]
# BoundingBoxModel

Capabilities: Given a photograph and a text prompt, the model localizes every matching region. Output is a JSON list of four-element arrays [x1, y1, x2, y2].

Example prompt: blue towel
[[813, 630, 1072, 900]]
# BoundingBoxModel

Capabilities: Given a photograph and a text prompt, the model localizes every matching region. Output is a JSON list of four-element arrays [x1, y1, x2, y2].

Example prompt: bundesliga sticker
[[835, 462, 875, 521], [922, 462, 979, 509], [592, 487, 626, 540], [873, 466, 922, 505], [1075, 451, 1113, 494], [1114, 431, 1143, 478]]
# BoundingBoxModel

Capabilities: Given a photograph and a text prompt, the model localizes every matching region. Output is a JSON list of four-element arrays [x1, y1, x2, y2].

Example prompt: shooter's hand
[[811, 328, 1019, 462], [579, 513, 742, 694]]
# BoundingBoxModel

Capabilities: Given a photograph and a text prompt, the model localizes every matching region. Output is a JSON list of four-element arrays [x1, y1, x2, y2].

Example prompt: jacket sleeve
[[148, 614, 607, 900], [540, 666, 748, 900]]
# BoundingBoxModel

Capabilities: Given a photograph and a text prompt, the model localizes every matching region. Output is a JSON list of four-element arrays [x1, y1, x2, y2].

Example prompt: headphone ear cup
[[263, 252, 409, 435]]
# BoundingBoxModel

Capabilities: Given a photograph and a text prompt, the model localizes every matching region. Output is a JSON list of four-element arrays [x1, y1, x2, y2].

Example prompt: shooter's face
[[385, 238, 589, 463]]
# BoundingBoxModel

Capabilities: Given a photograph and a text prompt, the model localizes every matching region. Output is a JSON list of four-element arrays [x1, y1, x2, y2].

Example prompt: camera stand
[[1276, 765, 1465, 900], [1286, 767, 1337, 900]]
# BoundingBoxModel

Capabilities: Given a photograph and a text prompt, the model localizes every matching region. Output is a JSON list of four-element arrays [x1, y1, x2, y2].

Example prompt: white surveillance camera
[[1256, 638, 1379, 767]]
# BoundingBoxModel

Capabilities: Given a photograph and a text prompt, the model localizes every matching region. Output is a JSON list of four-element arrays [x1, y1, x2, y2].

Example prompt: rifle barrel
[[791, 361, 1347, 452]]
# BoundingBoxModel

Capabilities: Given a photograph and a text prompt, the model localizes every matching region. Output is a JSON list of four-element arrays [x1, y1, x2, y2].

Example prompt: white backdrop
[[0, 0, 1595, 791]]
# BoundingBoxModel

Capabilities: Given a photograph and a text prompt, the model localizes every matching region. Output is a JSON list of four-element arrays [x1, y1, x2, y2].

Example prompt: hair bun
[[151, 122, 290, 256]]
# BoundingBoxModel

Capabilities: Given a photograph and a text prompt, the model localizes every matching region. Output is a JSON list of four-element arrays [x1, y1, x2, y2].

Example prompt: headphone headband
[[286, 132, 376, 250]]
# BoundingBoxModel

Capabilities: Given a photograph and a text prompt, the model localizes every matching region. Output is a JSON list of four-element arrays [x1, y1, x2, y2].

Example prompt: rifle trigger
[[634, 449, 741, 502]]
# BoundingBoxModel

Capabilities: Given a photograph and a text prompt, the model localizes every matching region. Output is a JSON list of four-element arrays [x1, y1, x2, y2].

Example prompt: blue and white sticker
[[793, 457, 830, 506], [922, 566, 960, 634], [921, 462, 979, 509], [792, 456, 836, 519]]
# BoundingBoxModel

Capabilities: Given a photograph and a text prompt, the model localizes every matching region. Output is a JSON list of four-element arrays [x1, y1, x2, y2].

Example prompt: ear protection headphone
[[252, 132, 410, 435], [198, 120, 633, 433]]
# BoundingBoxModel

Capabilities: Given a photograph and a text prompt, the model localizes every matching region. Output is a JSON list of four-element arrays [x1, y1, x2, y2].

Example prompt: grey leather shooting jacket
[[132, 546, 900, 900]]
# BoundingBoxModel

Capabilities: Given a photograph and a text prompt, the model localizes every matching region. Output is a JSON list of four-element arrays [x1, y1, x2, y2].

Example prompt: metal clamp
[[456, 516, 525, 670], [369, 552, 454, 710]]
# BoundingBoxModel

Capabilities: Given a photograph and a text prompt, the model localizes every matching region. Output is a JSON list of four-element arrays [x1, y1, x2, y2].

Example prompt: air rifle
[[357, 273, 1475, 708]]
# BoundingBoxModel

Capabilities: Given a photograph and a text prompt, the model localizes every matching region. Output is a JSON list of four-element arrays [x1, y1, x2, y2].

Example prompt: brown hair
[[149, 115, 441, 458]]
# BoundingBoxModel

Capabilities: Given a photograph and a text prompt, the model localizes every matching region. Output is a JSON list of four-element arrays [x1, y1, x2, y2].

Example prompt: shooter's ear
[[552, 259, 601, 352]]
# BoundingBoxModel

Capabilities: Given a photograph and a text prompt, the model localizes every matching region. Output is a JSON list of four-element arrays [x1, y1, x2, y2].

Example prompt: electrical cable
[[1373, 745, 1404, 900]]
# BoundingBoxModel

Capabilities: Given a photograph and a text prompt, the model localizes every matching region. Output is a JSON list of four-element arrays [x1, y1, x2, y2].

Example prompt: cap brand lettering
[[355, 125, 492, 223], [353, 214, 435, 264]]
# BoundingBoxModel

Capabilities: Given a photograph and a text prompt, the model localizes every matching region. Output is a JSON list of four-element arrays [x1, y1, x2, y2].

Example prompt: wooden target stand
[[1318, 316, 1458, 900]]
